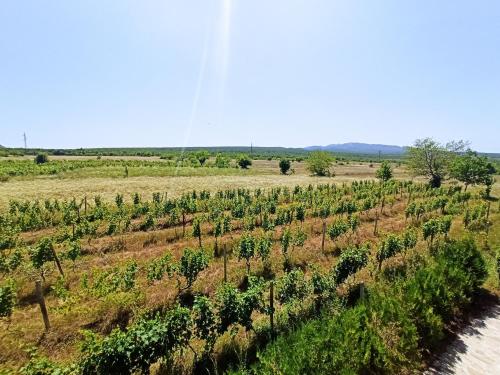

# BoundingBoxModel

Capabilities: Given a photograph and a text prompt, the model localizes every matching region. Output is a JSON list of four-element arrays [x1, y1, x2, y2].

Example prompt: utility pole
[[250, 142, 253, 154], [23, 132, 27, 149]]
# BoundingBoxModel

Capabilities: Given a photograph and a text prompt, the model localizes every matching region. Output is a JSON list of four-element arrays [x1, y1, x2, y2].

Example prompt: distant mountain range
[[305, 143, 406, 155]]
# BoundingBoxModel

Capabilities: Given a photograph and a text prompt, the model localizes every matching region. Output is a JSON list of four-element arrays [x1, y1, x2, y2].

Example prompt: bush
[[279, 159, 291, 175], [237, 154, 252, 169], [306, 151, 334, 176], [239, 238, 486, 374], [34, 153, 49, 164]]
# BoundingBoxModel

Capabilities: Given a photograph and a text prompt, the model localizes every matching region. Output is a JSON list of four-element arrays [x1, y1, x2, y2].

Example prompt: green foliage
[[243, 238, 486, 374], [194, 150, 210, 166], [237, 154, 252, 169], [215, 153, 230, 168], [29, 237, 55, 269], [64, 240, 81, 265], [79, 305, 192, 375], [256, 234, 273, 264], [279, 159, 291, 175], [305, 151, 334, 177], [377, 234, 403, 270], [376, 161, 393, 182], [216, 277, 266, 333], [327, 219, 349, 241], [407, 138, 466, 188], [450, 150, 496, 190], [0, 280, 15, 318], [276, 269, 310, 305], [333, 244, 369, 285], [237, 233, 256, 274], [87, 262, 138, 297], [193, 295, 218, 353], [34, 153, 49, 165], [146, 253, 174, 283], [178, 248, 209, 288]]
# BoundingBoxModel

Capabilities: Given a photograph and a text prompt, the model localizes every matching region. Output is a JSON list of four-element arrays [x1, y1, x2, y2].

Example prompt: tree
[[237, 154, 252, 169], [279, 159, 291, 175], [34, 153, 49, 164], [192, 216, 203, 248], [407, 138, 467, 188], [306, 151, 334, 177], [450, 150, 496, 191], [376, 161, 393, 182], [215, 153, 229, 168], [195, 150, 210, 166]]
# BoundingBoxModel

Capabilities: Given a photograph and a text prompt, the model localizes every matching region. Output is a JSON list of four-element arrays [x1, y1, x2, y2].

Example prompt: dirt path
[[426, 303, 500, 374]]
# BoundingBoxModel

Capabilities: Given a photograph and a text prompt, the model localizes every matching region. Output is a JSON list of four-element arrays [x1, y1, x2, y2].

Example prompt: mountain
[[305, 142, 406, 155]]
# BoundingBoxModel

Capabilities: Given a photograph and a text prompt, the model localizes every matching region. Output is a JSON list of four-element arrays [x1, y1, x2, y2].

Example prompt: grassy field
[[0, 159, 409, 209]]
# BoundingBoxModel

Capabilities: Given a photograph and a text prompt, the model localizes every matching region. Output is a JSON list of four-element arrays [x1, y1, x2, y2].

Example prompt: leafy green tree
[[237, 154, 252, 169], [376, 161, 393, 182], [450, 150, 496, 191], [34, 153, 49, 164], [407, 138, 467, 188], [279, 159, 291, 175], [306, 151, 334, 176], [178, 248, 209, 289]]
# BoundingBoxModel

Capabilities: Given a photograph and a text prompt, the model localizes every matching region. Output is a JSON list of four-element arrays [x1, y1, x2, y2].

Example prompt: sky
[[1, 1, 499, 152]]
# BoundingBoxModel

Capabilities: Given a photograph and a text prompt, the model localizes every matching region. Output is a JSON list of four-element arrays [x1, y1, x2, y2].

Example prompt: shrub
[[237, 154, 252, 169], [178, 248, 209, 289], [34, 153, 49, 164], [279, 159, 291, 175], [376, 161, 393, 182]]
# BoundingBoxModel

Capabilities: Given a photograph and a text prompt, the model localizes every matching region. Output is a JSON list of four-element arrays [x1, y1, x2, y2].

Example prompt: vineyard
[[1, 172, 498, 374]]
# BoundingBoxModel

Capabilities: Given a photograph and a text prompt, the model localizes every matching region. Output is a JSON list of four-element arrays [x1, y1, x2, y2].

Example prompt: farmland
[[0, 150, 498, 374]]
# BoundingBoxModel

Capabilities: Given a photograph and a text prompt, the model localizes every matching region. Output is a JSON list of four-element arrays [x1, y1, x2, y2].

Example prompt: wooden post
[[52, 248, 64, 277], [270, 281, 275, 340], [360, 282, 365, 300], [374, 212, 379, 236], [35, 281, 50, 331], [84, 196, 87, 215], [486, 201, 491, 220], [223, 244, 227, 283], [321, 221, 326, 253]]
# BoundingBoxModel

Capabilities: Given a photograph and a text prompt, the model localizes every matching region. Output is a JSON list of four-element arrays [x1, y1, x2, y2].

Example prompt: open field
[[0, 160, 410, 209]]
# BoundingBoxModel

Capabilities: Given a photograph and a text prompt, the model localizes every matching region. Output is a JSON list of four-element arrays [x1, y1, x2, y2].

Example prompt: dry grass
[[0, 160, 410, 209]]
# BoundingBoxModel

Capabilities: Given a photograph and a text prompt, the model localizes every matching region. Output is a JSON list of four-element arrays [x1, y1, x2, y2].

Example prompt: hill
[[305, 142, 406, 155]]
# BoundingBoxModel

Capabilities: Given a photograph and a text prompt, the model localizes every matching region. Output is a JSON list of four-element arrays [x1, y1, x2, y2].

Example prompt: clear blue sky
[[1, 1, 499, 152]]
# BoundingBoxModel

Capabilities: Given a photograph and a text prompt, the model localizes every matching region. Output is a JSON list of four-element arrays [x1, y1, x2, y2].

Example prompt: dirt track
[[426, 304, 500, 374]]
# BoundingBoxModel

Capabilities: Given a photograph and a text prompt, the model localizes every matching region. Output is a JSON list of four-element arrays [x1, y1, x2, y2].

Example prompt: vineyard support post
[[52, 248, 64, 277], [374, 212, 379, 236], [321, 221, 326, 253], [35, 281, 50, 331], [223, 244, 227, 283]]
